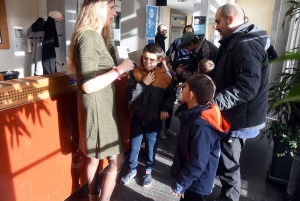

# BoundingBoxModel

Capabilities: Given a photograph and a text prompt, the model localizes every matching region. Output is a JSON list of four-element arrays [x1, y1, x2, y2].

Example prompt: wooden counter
[[0, 72, 131, 201]]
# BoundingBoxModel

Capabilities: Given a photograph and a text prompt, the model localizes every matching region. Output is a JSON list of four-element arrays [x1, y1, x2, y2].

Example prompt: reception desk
[[0, 72, 131, 201]]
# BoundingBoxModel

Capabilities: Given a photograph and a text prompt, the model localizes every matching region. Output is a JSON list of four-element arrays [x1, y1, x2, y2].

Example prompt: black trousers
[[217, 136, 246, 201], [180, 189, 206, 201]]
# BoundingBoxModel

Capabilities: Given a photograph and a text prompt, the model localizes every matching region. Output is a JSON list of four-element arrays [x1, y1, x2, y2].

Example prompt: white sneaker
[[165, 129, 177, 136], [160, 130, 166, 139]]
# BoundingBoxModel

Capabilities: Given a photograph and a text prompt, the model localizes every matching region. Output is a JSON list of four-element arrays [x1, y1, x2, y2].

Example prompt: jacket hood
[[220, 22, 270, 51], [181, 103, 230, 137]]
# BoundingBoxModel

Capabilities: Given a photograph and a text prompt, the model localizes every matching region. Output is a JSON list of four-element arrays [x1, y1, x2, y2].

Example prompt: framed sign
[[193, 16, 206, 37], [0, 0, 10, 49]]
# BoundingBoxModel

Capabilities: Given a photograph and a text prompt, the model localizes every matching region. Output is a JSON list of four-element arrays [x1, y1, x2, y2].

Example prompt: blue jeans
[[128, 115, 161, 173]]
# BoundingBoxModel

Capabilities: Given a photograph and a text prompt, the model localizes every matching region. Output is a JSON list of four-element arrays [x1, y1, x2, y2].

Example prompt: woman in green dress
[[68, 1, 134, 200]]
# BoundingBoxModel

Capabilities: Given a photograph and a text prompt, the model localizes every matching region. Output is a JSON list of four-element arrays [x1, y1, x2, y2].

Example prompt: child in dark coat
[[120, 43, 176, 188], [170, 74, 230, 201]]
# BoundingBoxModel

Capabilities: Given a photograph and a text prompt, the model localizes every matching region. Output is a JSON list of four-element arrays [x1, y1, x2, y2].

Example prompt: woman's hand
[[143, 71, 155, 85], [116, 59, 134, 74]]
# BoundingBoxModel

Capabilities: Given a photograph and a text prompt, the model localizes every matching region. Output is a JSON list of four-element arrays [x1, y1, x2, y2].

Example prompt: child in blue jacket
[[170, 74, 230, 201]]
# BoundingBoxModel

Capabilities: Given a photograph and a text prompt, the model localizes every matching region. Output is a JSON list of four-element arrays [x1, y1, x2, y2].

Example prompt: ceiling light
[[178, 0, 187, 2]]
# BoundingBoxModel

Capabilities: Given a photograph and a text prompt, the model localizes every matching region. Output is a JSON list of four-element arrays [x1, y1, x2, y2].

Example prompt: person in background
[[67, 0, 134, 200], [120, 43, 176, 188], [170, 74, 230, 201], [211, 3, 270, 201], [155, 24, 168, 53], [166, 25, 194, 72], [173, 59, 215, 122], [176, 32, 218, 82]]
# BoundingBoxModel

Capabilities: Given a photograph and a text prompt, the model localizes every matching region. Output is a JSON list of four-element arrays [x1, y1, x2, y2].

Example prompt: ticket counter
[[0, 72, 131, 201]]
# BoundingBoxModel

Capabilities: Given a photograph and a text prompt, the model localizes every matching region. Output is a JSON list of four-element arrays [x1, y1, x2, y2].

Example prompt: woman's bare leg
[[99, 153, 125, 201], [86, 157, 100, 196]]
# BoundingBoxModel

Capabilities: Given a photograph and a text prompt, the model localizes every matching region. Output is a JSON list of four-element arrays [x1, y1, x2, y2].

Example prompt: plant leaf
[[276, 52, 300, 61], [272, 82, 300, 108]]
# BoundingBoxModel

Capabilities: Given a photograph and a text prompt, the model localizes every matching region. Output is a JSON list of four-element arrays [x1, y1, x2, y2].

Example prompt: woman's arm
[[82, 59, 133, 94]]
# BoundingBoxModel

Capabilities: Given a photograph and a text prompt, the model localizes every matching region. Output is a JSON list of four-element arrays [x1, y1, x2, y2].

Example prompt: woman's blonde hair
[[67, 0, 114, 73]]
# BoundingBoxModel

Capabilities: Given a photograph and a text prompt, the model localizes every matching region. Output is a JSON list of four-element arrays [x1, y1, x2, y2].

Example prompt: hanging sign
[[146, 5, 157, 38]]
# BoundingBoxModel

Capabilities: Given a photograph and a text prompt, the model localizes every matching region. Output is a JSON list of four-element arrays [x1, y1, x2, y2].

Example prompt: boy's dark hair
[[143, 43, 164, 59], [198, 59, 215, 73], [186, 74, 216, 105]]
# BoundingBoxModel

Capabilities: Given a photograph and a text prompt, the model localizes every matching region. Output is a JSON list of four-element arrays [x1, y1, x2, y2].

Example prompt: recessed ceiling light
[[178, 0, 187, 2]]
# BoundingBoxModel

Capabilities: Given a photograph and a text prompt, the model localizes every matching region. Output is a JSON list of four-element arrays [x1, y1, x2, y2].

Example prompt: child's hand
[[170, 188, 184, 199], [143, 71, 155, 85], [176, 66, 184, 75], [177, 99, 184, 105], [160, 111, 169, 120], [177, 82, 186, 90]]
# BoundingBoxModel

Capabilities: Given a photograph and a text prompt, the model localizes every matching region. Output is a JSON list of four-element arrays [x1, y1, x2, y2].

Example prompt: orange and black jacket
[[126, 58, 176, 122], [170, 103, 230, 195]]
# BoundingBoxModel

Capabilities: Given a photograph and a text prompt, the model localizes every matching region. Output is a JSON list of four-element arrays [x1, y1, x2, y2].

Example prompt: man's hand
[[170, 188, 184, 198], [160, 111, 169, 120], [143, 71, 155, 85]]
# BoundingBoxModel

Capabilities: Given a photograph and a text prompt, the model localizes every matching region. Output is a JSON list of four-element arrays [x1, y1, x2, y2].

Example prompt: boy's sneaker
[[165, 129, 177, 136], [120, 171, 137, 185], [142, 173, 152, 187], [160, 130, 166, 139]]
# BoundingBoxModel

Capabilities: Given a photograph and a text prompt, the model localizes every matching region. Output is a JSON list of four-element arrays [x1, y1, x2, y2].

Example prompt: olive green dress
[[74, 30, 123, 159]]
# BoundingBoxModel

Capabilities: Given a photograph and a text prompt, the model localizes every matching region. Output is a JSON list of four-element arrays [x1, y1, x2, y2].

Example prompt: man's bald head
[[219, 3, 245, 23]]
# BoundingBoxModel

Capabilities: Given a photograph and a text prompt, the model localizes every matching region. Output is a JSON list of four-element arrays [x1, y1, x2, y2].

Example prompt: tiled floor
[[67, 108, 287, 201]]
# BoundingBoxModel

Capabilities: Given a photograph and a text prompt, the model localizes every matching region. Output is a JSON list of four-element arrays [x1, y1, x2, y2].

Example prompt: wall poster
[[0, 0, 10, 49], [146, 5, 157, 38], [193, 16, 206, 37]]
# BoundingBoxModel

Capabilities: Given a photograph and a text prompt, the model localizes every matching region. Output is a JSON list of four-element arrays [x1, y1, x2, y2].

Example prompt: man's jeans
[[128, 115, 161, 172]]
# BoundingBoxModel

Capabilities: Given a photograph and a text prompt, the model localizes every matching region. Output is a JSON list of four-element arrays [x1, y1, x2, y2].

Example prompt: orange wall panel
[[0, 76, 131, 201]]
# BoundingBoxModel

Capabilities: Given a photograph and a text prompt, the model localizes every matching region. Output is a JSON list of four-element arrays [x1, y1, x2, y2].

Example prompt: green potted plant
[[262, 1, 300, 200], [262, 66, 300, 183]]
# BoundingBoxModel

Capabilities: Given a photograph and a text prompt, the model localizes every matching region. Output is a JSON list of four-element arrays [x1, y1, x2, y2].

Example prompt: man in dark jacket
[[166, 25, 194, 72], [176, 32, 218, 82], [155, 24, 168, 52], [210, 3, 270, 201]]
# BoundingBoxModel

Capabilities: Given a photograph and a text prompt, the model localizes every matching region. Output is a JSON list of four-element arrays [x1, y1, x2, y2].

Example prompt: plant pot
[[269, 137, 293, 184], [285, 148, 300, 201]]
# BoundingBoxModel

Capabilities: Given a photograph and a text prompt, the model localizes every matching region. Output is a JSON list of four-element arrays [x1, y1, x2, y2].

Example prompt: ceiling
[[167, 0, 200, 14], [167, 0, 226, 22]]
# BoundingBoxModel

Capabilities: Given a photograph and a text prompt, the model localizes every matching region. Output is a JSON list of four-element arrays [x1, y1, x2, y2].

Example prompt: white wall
[[120, 0, 156, 63], [236, 0, 275, 34], [0, 0, 39, 77]]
